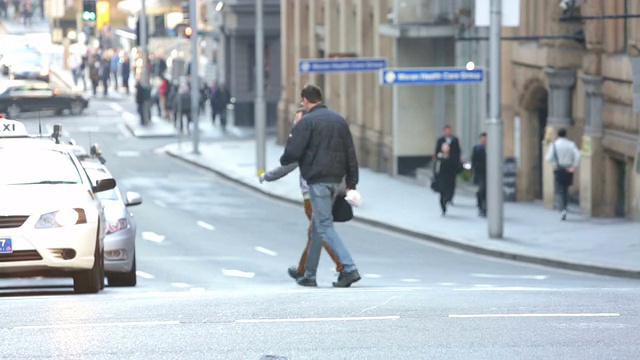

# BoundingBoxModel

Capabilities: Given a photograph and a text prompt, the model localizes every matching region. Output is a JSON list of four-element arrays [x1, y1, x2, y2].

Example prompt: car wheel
[[73, 240, 104, 294], [7, 104, 20, 118], [70, 101, 83, 115], [107, 254, 137, 287]]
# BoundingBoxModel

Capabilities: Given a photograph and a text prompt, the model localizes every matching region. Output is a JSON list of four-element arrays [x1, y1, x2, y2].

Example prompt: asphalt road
[[1, 90, 639, 359]]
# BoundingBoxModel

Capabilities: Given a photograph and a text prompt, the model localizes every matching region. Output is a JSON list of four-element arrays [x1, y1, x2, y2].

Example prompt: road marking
[[171, 282, 191, 288], [110, 103, 123, 111], [254, 246, 278, 256], [454, 287, 559, 291], [470, 273, 549, 280], [400, 278, 421, 283], [142, 231, 166, 243], [222, 269, 256, 278], [116, 150, 140, 157], [14, 321, 180, 330], [436, 282, 457, 286], [235, 315, 400, 324], [135, 271, 155, 279], [154, 200, 167, 208], [449, 313, 621, 319], [123, 111, 137, 122], [363, 274, 382, 279], [79, 126, 101, 133], [197, 221, 215, 231]]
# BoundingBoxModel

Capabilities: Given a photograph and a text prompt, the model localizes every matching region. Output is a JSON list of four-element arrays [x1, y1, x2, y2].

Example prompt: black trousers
[[476, 178, 486, 213]]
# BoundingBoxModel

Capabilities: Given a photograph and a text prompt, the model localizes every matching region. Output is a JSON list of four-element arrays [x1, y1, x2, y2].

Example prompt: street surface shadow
[[0, 284, 74, 297]]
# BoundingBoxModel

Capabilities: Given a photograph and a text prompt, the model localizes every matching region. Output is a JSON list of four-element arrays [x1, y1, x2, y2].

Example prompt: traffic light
[[82, 0, 97, 21], [183, 25, 194, 38]]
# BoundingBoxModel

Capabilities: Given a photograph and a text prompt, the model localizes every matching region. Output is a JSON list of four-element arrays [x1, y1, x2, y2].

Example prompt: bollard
[[226, 97, 236, 127]]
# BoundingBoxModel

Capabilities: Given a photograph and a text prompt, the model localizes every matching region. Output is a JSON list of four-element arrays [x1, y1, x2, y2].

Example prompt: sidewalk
[[160, 137, 640, 279]]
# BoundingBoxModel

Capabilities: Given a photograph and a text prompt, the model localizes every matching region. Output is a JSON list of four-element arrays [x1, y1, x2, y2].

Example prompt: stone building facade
[[278, 0, 640, 221]]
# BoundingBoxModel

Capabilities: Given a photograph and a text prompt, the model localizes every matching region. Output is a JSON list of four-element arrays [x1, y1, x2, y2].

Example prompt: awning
[[116, 0, 182, 16]]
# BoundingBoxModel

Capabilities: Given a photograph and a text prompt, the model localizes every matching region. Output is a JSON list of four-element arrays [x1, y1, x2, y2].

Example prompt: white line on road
[[135, 271, 155, 279], [154, 200, 167, 208], [110, 103, 124, 112], [363, 274, 382, 279], [171, 282, 191, 288], [449, 313, 621, 319], [222, 269, 256, 278], [197, 221, 215, 231], [116, 150, 141, 157], [436, 282, 457, 286], [400, 278, 421, 283], [235, 315, 400, 324], [14, 321, 180, 330], [454, 287, 560, 291], [142, 231, 166, 243], [470, 273, 549, 280], [254, 246, 278, 256]]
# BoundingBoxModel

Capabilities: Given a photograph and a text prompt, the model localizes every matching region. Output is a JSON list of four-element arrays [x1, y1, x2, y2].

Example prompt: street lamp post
[[255, 0, 266, 175], [486, 0, 503, 238], [190, 0, 200, 154], [140, 0, 151, 125]]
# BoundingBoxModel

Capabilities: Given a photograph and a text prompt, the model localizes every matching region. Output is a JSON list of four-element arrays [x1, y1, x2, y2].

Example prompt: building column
[[631, 57, 640, 221], [580, 74, 605, 216], [307, 0, 318, 85], [277, 0, 295, 143], [542, 67, 577, 208]]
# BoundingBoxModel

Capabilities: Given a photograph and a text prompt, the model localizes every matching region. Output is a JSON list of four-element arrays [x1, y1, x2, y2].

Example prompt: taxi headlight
[[35, 209, 87, 228], [39, 68, 50, 76], [106, 218, 128, 235]]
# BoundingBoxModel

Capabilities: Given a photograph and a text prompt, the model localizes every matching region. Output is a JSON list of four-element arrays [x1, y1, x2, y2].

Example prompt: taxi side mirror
[[93, 178, 116, 193]]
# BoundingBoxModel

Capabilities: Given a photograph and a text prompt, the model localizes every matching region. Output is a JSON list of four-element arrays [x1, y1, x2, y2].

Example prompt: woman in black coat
[[434, 143, 458, 215]]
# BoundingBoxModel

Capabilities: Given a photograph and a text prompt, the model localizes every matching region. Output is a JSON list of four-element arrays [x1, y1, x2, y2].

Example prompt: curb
[[164, 150, 640, 280]]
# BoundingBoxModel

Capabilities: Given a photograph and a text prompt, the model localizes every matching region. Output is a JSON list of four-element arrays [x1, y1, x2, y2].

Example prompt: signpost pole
[[255, 0, 266, 175], [486, 0, 503, 239], [190, 0, 200, 154]]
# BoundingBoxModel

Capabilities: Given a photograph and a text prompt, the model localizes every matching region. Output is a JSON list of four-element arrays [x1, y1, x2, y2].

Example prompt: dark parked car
[[0, 80, 89, 118]]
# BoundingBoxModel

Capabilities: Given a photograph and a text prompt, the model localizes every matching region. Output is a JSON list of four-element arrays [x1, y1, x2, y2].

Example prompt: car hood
[[0, 184, 98, 215], [11, 63, 43, 72]]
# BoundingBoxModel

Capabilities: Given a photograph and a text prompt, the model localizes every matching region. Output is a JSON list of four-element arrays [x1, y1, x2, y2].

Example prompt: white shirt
[[545, 137, 581, 169]]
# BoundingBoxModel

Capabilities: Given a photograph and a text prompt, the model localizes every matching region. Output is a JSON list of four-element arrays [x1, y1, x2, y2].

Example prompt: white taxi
[[0, 119, 115, 293]]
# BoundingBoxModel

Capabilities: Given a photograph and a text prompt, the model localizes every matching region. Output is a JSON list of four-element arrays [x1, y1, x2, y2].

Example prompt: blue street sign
[[298, 58, 387, 73], [380, 68, 484, 85]]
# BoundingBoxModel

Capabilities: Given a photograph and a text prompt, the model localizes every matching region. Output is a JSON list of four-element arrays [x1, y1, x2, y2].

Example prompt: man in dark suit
[[434, 125, 461, 204], [471, 133, 487, 217]]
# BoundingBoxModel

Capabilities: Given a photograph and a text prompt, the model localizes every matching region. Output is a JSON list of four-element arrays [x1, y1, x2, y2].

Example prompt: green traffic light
[[82, 11, 96, 21]]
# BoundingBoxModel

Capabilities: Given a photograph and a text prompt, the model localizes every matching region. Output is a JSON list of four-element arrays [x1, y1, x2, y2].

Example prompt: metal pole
[[190, 0, 200, 154], [487, 0, 503, 238], [140, 0, 150, 125], [255, 0, 266, 174]]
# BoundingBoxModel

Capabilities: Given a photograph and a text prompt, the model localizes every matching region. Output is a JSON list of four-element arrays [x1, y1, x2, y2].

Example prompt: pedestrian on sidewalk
[[110, 49, 120, 91], [434, 142, 458, 216], [88, 54, 101, 96], [208, 80, 231, 131], [545, 128, 581, 220], [434, 125, 462, 205], [259, 108, 343, 280], [99, 54, 111, 96], [471, 132, 487, 217], [121, 52, 130, 94], [280, 84, 360, 288], [173, 83, 192, 134]]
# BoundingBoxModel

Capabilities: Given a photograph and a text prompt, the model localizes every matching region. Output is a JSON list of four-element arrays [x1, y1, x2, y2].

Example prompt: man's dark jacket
[[280, 104, 359, 189], [434, 135, 461, 162]]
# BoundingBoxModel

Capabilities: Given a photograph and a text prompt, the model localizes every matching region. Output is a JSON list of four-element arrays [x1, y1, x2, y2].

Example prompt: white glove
[[344, 189, 362, 207]]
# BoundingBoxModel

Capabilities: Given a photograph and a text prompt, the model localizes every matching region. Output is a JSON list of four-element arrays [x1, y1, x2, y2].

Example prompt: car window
[[84, 167, 119, 201], [0, 147, 83, 185]]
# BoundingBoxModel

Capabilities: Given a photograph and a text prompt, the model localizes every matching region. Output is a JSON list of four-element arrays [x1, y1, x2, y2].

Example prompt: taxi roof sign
[[0, 119, 29, 137]]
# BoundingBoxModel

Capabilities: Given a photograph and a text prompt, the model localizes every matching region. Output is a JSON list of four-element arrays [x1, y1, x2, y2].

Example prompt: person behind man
[[110, 49, 119, 90], [471, 132, 487, 217], [208, 81, 231, 131], [434, 125, 461, 204], [280, 84, 360, 288], [545, 128, 581, 220], [120, 52, 130, 94], [433, 142, 458, 216], [259, 108, 343, 280]]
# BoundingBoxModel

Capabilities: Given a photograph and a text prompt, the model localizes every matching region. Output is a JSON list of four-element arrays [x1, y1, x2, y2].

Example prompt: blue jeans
[[304, 183, 357, 279]]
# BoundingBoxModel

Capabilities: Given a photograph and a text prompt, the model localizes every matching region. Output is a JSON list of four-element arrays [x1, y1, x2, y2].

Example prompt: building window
[[248, 42, 271, 92]]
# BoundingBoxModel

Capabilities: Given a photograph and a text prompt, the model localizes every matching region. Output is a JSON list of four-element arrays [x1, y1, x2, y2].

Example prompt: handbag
[[552, 143, 573, 186], [332, 195, 353, 222], [430, 176, 439, 193]]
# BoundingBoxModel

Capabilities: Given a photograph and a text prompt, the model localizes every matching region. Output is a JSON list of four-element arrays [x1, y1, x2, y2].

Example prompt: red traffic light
[[183, 25, 194, 38]]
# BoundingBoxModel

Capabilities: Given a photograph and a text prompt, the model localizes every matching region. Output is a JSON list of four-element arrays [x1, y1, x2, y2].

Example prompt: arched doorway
[[519, 81, 548, 201]]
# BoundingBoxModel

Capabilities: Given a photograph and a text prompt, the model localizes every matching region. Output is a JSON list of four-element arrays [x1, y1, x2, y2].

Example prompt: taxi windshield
[[0, 147, 83, 185]]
